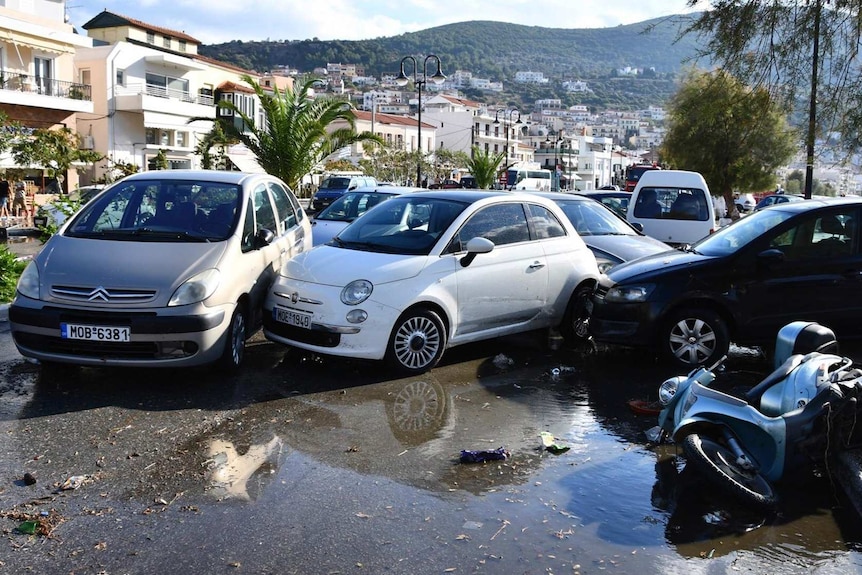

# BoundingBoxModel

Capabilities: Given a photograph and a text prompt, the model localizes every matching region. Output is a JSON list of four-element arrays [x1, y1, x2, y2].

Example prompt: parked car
[[521, 191, 671, 273], [310, 173, 377, 212], [755, 192, 805, 211], [311, 185, 424, 246], [628, 170, 717, 246], [576, 190, 632, 219], [10, 170, 312, 370], [734, 192, 757, 213], [590, 197, 862, 368], [428, 179, 464, 189], [263, 190, 600, 374]]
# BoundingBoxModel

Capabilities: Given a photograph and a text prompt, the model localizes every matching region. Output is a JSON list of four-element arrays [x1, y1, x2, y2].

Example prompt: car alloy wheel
[[219, 305, 247, 370], [663, 307, 729, 368], [386, 309, 447, 375]]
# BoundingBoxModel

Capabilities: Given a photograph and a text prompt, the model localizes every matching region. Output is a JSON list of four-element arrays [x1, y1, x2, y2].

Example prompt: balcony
[[114, 83, 216, 119], [0, 73, 94, 114]]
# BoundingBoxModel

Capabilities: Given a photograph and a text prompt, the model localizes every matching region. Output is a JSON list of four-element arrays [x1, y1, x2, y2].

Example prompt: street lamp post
[[395, 55, 446, 187], [494, 108, 521, 186], [545, 132, 563, 191]]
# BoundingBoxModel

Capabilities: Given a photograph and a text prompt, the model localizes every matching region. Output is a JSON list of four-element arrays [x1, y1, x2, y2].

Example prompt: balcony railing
[[116, 82, 215, 106], [0, 73, 91, 101]]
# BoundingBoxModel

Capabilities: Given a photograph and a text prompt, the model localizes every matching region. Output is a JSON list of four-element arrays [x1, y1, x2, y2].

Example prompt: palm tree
[[204, 75, 382, 191], [465, 146, 505, 189]]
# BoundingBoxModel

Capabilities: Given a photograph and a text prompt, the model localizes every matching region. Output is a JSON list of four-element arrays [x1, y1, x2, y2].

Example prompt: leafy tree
[[430, 148, 470, 183], [11, 127, 103, 193], [678, 0, 862, 198], [0, 111, 22, 154], [201, 74, 382, 191], [196, 121, 238, 170], [661, 69, 796, 218], [465, 146, 504, 189], [151, 149, 169, 170]]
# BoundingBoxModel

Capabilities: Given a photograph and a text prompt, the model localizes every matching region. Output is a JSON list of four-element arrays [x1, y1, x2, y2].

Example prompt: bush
[[0, 244, 27, 303]]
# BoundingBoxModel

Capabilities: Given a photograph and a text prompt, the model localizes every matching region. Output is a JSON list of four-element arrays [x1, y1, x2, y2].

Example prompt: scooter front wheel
[[682, 433, 778, 510]]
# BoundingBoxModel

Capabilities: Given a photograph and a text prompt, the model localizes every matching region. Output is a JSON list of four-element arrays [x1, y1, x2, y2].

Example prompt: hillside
[[199, 15, 707, 110]]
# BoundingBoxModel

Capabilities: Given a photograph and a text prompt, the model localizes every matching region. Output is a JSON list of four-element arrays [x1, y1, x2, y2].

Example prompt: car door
[[451, 202, 549, 337], [268, 181, 309, 260], [240, 183, 285, 309], [740, 205, 862, 339]]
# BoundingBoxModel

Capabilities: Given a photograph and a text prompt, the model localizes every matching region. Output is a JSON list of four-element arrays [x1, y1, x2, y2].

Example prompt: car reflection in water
[[206, 435, 284, 501]]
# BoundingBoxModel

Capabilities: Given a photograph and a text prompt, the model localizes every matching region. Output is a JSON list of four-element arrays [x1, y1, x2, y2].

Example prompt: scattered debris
[[58, 475, 88, 491], [627, 399, 662, 415], [492, 353, 514, 369], [459, 447, 510, 463], [540, 432, 570, 455]]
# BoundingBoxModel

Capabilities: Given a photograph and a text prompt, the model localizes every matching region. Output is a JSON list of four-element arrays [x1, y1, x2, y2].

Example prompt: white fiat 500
[[263, 190, 600, 374], [10, 170, 311, 370]]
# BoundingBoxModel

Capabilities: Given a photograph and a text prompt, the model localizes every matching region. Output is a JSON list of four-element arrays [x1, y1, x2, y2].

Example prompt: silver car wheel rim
[[392, 381, 442, 431], [230, 312, 245, 366], [393, 316, 441, 370], [669, 317, 715, 365]]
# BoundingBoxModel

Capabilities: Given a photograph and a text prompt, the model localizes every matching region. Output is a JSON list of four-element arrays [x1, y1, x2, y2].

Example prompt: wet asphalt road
[[1, 316, 862, 574]]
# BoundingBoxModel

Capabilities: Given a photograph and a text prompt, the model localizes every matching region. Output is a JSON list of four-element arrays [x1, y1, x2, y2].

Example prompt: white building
[[0, 0, 95, 190], [515, 71, 549, 84], [75, 10, 267, 180]]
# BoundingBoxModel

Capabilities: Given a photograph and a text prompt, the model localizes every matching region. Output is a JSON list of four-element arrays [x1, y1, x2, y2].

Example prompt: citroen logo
[[291, 292, 299, 304], [87, 287, 111, 302]]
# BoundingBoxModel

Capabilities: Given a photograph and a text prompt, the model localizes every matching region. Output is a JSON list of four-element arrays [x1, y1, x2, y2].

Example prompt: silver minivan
[[10, 170, 311, 370]]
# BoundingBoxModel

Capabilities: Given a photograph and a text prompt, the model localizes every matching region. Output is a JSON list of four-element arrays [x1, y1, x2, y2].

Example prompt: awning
[[144, 54, 208, 72], [227, 153, 266, 174]]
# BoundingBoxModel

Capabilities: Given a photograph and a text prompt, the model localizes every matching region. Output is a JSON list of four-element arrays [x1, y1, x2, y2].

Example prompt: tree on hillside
[[195, 75, 382, 191], [661, 69, 796, 219], [465, 146, 504, 189], [678, 0, 862, 198]]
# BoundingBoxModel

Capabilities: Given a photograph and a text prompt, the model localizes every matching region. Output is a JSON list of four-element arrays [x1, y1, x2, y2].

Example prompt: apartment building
[[75, 10, 265, 182], [0, 0, 95, 189]]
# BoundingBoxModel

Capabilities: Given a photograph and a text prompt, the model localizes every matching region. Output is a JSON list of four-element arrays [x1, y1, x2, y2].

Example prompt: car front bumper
[[9, 299, 230, 368]]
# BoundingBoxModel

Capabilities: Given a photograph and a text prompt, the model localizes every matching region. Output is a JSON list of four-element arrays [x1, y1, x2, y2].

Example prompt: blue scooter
[[649, 321, 862, 509]]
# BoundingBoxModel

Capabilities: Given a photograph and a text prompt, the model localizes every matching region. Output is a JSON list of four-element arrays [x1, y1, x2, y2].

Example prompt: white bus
[[505, 167, 552, 191]]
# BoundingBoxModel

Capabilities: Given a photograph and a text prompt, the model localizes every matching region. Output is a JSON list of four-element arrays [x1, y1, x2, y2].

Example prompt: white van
[[628, 170, 716, 246]]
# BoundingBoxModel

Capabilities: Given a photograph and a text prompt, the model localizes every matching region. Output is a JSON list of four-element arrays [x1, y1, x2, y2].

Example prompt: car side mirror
[[460, 237, 495, 267], [630, 222, 644, 232], [757, 248, 785, 267], [255, 227, 275, 249]]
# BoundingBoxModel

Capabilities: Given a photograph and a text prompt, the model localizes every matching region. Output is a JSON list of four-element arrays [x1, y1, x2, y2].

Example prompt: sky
[[65, 0, 706, 45]]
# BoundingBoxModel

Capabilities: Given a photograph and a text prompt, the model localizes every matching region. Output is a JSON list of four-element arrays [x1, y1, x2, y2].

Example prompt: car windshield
[[319, 177, 351, 190], [332, 196, 468, 255], [554, 199, 636, 236], [692, 208, 796, 256], [315, 191, 393, 222], [64, 179, 241, 242]]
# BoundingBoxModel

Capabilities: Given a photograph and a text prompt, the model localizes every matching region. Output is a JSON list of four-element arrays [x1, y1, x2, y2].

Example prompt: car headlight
[[16, 262, 40, 300], [169, 268, 220, 306], [605, 284, 654, 303], [659, 376, 684, 405], [597, 260, 616, 275], [341, 279, 373, 305]]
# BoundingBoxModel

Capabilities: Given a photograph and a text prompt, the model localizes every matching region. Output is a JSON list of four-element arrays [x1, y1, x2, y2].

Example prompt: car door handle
[[529, 261, 545, 269]]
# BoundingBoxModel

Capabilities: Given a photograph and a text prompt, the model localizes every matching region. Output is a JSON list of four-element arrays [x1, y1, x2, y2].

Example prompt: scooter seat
[[745, 354, 805, 410]]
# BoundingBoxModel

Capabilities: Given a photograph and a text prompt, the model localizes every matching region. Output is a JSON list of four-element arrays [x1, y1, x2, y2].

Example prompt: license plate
[[273, 307, 311, 329], [61, 323, 131, 342]]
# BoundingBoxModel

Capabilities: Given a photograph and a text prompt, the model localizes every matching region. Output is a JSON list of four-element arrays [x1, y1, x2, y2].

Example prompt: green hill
[[199, 15, 706, 110]]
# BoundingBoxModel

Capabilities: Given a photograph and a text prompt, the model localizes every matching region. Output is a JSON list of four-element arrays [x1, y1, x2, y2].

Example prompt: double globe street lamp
[[494, 108, 521, 173], [396, 55, 446, 187]]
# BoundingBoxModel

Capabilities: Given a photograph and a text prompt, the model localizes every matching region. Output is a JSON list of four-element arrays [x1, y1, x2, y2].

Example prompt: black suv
[[590, 197, 862, 367]]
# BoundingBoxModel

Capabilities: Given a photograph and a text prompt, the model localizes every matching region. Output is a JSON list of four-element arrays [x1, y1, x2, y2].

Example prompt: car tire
[[385, 308, 447, 375], [219, 304, 247, 371], [661, 307, 729, 368], [560, 284, 594, 343]]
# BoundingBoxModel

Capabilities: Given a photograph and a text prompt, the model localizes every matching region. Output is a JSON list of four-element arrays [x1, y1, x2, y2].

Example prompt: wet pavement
[[0, 319, 861, 573], [2, 236, 862, 573]]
